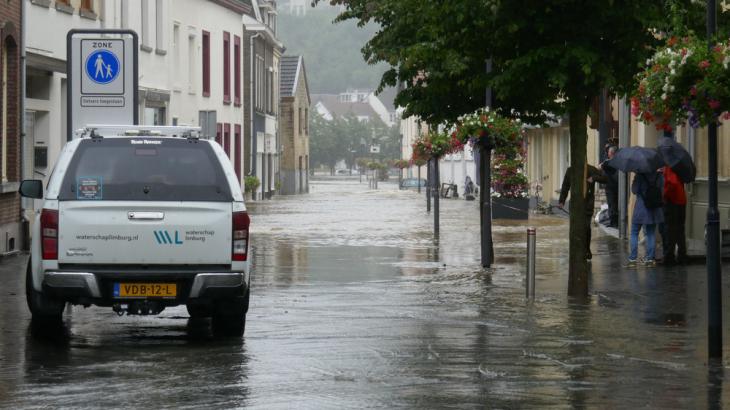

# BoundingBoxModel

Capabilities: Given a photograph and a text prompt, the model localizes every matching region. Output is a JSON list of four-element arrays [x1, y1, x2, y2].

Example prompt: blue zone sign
[[85, 50, 120, 85], [80, 39, 125, 95]]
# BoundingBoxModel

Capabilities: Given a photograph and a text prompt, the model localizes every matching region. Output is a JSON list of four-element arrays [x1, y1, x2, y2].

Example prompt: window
[[80, 0, 92, 12], [141, 0, 149, 48], [299, 5, 304, 15], [254, 55, 259, 110], [223, 32, 230, 103], [1, 43, 7, 183], [234, 36, 241, 104], [267, 71, 272, 113], [202, 31, 210, 97], [224, 124, 231, 157], [215, 123, 222, 146], [305, 108, 308, 134], [56, 0, 69, 5], [188, 29, 195, 92], [173, 23, 180, 86], [298, 108, 302, 134], [59, 139, 232, 202], [234, 125, 242, 183], [155, 0, 164, 52]]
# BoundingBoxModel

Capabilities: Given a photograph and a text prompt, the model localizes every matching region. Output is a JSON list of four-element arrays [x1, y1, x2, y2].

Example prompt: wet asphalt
[[1, 177, 730, 409]]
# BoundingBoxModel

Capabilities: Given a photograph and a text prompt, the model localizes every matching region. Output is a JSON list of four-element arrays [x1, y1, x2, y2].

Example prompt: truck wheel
[[212, 290, 249, 337], [186, 303, 212, 318], [26, 261, 65, 319]]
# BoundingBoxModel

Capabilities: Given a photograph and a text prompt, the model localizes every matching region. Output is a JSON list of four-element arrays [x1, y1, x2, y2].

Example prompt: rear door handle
[[128, 212, 164, 220]]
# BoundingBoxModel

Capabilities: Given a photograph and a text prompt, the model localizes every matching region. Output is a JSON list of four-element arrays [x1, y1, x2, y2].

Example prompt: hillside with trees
[[277, 9, 388, 94]]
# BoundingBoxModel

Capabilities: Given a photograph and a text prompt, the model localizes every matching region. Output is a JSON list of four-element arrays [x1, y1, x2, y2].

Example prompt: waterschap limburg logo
[[154, 231, 183, 244]]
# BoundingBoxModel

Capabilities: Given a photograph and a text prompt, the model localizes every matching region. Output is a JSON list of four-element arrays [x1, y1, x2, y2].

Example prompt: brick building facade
[[0, 2, 22, 254], [279, 55, 309, 195]]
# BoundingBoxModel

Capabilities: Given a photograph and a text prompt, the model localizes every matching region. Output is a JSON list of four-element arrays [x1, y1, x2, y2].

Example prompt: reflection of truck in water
[[19, 125, 251, 336]]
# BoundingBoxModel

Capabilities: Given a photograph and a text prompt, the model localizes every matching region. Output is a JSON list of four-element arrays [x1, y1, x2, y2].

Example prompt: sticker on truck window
[[78, 177, 103, 199]]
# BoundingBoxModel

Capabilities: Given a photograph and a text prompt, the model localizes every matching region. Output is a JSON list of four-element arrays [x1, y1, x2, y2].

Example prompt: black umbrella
[[657, 136, 697, 183], [608, 146, 666, 174]]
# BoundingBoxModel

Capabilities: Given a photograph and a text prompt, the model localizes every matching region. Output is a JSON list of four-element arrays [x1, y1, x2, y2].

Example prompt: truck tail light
[[232, 211, 250, 261], [40, 209, 58, 260]]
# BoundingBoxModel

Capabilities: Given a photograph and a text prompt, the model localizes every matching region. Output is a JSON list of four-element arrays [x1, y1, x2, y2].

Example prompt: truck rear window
[[59, 138, 233, 201]]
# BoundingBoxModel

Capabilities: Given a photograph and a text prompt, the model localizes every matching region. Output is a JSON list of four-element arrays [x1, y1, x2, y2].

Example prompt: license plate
[[114, 283, 177, 298]]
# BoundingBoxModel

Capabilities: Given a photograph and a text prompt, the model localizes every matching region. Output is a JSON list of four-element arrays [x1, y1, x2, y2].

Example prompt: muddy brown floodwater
[[1, 177, 730, 409]]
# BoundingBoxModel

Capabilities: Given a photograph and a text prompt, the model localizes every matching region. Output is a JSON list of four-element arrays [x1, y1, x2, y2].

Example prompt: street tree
[[323, 0, 728, 296], [309, 110, 341, 173]]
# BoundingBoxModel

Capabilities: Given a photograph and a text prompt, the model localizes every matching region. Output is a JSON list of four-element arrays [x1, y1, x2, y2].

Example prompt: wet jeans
[[630, 222, 657, 261]]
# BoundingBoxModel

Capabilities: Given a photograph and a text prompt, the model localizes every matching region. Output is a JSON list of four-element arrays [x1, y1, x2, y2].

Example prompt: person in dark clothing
[[598, 146, 619, 227], [661, 165, 687, 264], [558, 164, 609, 260]]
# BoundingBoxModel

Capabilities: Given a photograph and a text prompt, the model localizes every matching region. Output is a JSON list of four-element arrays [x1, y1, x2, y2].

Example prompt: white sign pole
[[67, 29, 139, 141]]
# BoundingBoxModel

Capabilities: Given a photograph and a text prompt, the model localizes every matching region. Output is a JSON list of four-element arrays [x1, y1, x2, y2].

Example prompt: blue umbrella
[[608, 146, 666, 174], [657, 136, 696, 183]]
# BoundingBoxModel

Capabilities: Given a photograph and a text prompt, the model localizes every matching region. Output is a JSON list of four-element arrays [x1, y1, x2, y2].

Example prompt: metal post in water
[[418, 167, 421, 194], [434, 160, 440, 235], [526, 227, 536, 298], [427, 160, 431, 212]]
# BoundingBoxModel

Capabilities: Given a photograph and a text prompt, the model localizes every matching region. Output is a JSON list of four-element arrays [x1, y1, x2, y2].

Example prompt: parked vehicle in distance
[[401, 178, 428, 190], [335, 169, 353, 175], [19, 125, 251, 336]]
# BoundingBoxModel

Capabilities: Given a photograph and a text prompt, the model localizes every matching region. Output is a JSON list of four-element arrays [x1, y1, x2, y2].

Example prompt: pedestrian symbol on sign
[[85, 49, 120, 85]]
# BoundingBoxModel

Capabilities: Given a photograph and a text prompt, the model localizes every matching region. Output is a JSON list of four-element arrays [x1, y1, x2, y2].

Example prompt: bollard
[[526, 227, 536, 299]]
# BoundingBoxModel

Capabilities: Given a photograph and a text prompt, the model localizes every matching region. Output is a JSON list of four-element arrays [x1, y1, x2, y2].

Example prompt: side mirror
[[19, 180, 43, 199]]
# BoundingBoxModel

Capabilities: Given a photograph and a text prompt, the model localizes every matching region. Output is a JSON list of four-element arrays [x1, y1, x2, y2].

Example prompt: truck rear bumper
[[42, 270, 247, 301]]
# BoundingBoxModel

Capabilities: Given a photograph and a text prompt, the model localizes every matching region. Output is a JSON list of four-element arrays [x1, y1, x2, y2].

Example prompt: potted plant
[[274, 181, 282, 192], [244, 175, 261, 200]]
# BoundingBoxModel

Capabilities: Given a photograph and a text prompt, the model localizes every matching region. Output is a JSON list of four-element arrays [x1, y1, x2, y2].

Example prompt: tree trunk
[[568, 102, 589, 297]]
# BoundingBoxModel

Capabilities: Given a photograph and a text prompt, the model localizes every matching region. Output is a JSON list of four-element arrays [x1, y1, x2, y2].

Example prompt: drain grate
[[591, 290, 645, 304]]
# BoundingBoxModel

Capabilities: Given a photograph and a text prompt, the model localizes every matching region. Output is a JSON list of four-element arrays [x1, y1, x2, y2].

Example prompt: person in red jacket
[[662, 165, 687, 264]]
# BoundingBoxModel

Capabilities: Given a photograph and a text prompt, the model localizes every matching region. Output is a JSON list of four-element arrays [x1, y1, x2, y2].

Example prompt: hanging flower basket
[[393, 159, 410, 169], [411, 131, 464, 163], [453, 107, 526, 157], [631, 34, 730, 130], [452, 107, 529, 199], [355, 158, 369, 167]]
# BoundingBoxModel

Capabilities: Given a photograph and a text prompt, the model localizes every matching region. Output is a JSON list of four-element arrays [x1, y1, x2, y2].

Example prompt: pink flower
[[701, 61, 710, 68]]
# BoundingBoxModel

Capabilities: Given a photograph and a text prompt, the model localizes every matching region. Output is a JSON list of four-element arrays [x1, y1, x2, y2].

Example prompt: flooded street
[[1, 177, 730, 408]]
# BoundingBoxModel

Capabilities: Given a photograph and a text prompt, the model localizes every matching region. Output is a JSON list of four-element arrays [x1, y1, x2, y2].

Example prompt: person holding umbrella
[[630, 171, 664, 267], [657, 136, 696, 265], [607, 146, 666, 267]]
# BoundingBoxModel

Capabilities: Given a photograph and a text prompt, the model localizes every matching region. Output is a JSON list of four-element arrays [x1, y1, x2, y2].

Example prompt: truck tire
[[186, 303, 212, 318], [26, 262, 65, 319], [212, 290, 249, 337]]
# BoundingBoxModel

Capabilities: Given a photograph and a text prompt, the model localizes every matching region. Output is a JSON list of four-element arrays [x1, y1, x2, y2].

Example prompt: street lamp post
[[360, 138, 366, 184], [706, 0, 723, 362], [399, 134, 403, 189]]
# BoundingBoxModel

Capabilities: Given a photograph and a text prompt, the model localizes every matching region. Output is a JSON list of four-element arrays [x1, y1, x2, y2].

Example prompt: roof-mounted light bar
[[76, 125, 205, 139]]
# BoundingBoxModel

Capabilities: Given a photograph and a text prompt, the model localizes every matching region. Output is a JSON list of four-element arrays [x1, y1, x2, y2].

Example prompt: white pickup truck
[[19, 125, 251, 336]]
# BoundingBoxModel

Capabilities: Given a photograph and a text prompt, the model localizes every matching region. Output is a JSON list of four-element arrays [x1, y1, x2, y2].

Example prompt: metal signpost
[[67, 29, 139, 140], [199, 110, 218, 139], [370, 145, 380, 189]]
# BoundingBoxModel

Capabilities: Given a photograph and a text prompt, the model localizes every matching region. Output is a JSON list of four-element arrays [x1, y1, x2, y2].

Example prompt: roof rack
[[76, 125, 205, 139]]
